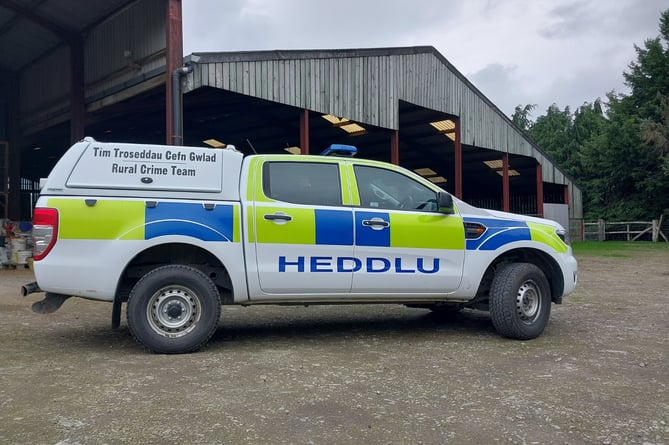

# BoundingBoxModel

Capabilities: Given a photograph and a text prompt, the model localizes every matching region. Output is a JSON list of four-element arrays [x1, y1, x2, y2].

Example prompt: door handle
[[264, 213, 292, 222], [362, 219, 389, 228]]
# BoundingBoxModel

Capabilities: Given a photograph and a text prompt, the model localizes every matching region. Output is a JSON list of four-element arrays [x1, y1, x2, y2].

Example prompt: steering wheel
[[415, 199, 436, 211], [398, 195, 414, 209]]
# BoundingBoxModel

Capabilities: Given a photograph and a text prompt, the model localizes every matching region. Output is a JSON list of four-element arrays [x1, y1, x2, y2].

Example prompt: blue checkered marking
[[315, 209, 354, 245], [355, 211, 390, 247], [464, 217, 531, 250], [145, 202, 234, 241]]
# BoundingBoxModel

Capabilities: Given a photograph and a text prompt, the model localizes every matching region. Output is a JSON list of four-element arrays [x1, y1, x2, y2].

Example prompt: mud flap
[[31, 293, 71, 314]]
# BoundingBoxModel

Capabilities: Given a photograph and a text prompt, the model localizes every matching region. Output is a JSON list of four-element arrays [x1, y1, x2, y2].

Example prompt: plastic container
[[0, 247, 8, 264], [12, 250, 32, 265], [10, 237, 26, 251]]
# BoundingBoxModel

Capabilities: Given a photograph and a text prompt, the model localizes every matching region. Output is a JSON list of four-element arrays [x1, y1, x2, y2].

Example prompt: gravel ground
[[0, 248, 667, 445]]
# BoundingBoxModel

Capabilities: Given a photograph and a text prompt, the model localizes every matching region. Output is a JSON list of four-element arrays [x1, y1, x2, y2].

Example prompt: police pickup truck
[[23, 137, 577, 354]]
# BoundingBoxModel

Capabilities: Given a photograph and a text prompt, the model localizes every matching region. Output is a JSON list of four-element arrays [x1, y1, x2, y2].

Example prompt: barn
[[0, 0, 582, 237]]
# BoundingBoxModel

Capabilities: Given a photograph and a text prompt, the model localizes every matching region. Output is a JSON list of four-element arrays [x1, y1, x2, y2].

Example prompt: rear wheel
[[489, 263, 551, 340], [127, 265, 221, 354]]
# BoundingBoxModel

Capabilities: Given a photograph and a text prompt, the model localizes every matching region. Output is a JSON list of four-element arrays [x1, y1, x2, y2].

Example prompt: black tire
[[127, 265, 221, 354], [489, 263, 551, 340]]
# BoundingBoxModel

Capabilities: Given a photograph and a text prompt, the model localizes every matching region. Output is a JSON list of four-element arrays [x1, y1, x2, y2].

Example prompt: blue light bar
[[320, 144, 357, 157]]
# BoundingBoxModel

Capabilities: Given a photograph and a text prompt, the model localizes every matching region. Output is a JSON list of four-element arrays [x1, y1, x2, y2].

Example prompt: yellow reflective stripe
[[48, 198, 144, 240], [248, 158, 274, 203], [528, 222, 568, 253], [338, 165, 349, 205], [389, 213, 465, 249], [233, 205, 241, 242], [245, 158, 257, 202], [344, 164, 361, 205], [255, 206, 315, 244]]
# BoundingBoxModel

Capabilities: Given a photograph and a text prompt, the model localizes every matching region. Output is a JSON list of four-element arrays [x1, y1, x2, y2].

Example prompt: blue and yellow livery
[[27, 137, 578, 353]]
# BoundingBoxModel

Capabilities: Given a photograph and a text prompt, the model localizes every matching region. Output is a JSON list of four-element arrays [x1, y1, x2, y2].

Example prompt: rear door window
[[263, 162, 342, 206]]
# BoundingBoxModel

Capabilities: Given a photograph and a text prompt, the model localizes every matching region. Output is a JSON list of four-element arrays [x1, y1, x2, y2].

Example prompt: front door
[[349, 163, 465, 295]]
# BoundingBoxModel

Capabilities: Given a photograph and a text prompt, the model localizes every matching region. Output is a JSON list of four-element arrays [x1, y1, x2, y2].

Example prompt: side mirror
[[437, 191, 454, 214]]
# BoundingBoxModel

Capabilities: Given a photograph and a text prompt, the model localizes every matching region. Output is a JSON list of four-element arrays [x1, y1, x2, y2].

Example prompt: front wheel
[[127, 265, 221, 353], [489, 263, 551, 340]]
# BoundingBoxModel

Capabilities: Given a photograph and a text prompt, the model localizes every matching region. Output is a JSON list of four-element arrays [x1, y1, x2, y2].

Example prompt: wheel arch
[[479, 247, 565, 304], [115, 242, 234, 305]]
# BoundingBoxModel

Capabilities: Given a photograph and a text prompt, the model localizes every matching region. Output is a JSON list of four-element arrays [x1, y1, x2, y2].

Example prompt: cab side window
[[354, 165, 438, 212], [263, 161, 342, 206]]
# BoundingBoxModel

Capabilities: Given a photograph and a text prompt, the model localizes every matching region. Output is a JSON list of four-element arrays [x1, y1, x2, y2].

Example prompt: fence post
[[652, 219, 658, 242], [598, 219, 605, 241]]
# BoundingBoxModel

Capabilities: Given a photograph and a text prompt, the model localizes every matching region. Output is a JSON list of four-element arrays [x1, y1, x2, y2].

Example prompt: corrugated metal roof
[[185, 46, 579, 190], [0, 0, 138, 71]]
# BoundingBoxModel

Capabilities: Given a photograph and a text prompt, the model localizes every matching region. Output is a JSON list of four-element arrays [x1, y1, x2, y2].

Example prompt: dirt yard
[[0, 247, 667, 445]]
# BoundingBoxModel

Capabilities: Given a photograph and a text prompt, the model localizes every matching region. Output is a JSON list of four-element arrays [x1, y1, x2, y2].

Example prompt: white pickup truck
[[23, 137, 577, 353]]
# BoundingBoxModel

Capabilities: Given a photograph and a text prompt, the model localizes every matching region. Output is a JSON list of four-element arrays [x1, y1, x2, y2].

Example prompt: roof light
[[414, 167, 447, 183], [430, 119, 456, 141], [339, 123, 366, 135], [484, 159, 521, 176], [320, 144, 357, 157], [413, 167, 448, 184], [483, 159, 503, 169], [322, 114, 367, 135], [322, 114, 347, 125], [496, 169, 520, 177], [284, 146, 301, 155], [414, 168, 437, 176], [203, 139, 226, 148]]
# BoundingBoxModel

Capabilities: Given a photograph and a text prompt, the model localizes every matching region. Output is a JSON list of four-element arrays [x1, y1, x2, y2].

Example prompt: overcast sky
[[183, 0, 666, 119]]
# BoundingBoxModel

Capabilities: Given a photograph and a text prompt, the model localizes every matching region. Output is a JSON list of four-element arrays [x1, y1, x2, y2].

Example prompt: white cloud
[[183, 0, 667, 117]]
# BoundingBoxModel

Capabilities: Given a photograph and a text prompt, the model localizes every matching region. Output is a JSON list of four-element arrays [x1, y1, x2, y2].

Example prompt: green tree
[[529, 104, 578, 177], [641, 94, 669, 176], [511, 104, 536, 132], [613, 8, 669, 218], [570, 100, 607, 180], [580, 93, 646, 218], [623, 10, 669, 122], [512, 9, 669, 220]]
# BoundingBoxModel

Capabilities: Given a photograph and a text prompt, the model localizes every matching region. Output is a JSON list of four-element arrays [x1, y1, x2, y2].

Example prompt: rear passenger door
[[251, 159, 355, 296], [349, 163, 465, 295]]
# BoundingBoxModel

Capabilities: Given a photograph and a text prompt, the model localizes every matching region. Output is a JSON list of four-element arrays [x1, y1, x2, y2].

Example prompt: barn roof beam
[[0, 0, 78, 42]]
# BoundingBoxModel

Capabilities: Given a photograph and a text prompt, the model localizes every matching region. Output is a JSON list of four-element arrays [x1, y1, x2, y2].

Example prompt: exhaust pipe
[[21, 281, 41, 297], [22, 282, 71, 314]]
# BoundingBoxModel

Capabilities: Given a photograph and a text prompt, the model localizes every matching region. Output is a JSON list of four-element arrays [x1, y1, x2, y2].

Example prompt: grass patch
[[572, 240, 669, 257]]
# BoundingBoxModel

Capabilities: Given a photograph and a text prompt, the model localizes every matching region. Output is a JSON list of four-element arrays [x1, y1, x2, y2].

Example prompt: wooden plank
[[221, 62, 230, 90], [208, 62, 216, 88]]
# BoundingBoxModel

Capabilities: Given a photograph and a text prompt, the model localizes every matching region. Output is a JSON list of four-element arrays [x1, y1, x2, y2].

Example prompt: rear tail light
[[32, 208, 59, 261]]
